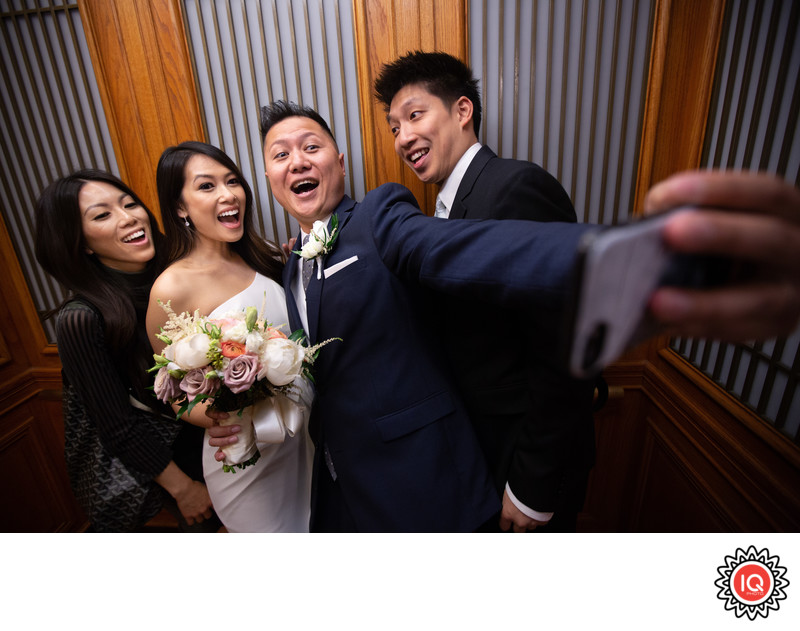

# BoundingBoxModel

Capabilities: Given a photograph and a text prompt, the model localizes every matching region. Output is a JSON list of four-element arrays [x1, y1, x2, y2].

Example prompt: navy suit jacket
[[442, 145, 597, 516], [283, 183, 593, 531]]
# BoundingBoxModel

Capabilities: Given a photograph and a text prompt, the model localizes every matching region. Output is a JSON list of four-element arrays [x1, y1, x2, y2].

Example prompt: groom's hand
[[499, 489, 549, 532], [644, 170, 800, 340], [282, 237, 297, 258], [207, 421, 241, 462]]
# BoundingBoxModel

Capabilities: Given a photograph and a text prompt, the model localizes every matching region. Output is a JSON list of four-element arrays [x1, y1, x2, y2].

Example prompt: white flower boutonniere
[[295, 215, 339, 279]]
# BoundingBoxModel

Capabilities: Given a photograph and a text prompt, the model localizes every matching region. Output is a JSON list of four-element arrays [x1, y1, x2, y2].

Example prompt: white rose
[[301, 237, 325, 259], [310, 220, 329, 242], [258, 337, 305, 386], [222, 321, 249, 344], [172, 333, 211, 369], [245, 331, 265, 355]]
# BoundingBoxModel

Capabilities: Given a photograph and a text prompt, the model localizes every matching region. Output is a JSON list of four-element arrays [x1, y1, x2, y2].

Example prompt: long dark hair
[[34, 169, 167, 352], [156, 141, 283, 282]]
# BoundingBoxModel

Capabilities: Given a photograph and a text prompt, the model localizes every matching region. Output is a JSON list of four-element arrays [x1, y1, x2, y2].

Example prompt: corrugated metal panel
[[0, 0, 118, 342], [181, 0, 365, 248], [672, 0, 800, 439], [469, 0, 655, 225]]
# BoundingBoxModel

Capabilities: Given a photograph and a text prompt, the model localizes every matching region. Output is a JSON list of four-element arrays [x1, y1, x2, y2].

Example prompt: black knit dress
[[56, 263, 205, 531]]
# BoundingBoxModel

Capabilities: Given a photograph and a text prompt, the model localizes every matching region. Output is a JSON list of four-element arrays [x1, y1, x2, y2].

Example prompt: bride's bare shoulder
[[150, 262, 209, 312]]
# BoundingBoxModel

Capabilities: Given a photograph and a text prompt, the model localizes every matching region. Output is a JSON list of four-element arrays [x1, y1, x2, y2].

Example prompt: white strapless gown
[[203, 273, 313, 532]]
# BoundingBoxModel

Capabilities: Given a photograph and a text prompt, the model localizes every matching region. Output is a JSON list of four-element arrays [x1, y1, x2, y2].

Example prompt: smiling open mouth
[[122, 229, 145, 243], [409, 148, 429, 164], [218, 209, 240, 224], [291, 179, 319, 194]]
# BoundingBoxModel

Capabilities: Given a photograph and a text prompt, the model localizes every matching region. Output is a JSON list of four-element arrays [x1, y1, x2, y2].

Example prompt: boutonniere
[[294, 215, 339, 279]]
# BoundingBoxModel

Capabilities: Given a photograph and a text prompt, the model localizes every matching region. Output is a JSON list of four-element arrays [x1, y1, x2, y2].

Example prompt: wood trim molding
[[633, 0, 726, 216], [656, 347, 800, 469], [0, 211, 54, 368], [641, 353, 800, 530], [353, 0, 468, 214], [77, 0, 205, 221], [630, 414, 738, 531]]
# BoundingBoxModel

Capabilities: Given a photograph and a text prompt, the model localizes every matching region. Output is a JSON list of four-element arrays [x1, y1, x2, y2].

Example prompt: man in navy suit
[[208, 99, 800, 532], [375, 51, 597, 533], [258, 99, 597, 532]]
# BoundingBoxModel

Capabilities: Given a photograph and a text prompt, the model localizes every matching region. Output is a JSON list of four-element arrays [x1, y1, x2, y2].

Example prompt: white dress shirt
[[434, 142, 482, 218], [292, 213, 331, 334]]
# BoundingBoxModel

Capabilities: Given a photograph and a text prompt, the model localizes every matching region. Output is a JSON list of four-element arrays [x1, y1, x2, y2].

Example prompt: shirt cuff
[[505, 483, 554, 523]]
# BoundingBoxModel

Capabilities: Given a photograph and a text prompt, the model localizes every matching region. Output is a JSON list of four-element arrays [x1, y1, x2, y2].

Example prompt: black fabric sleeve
[[56, 302, 173, 478]]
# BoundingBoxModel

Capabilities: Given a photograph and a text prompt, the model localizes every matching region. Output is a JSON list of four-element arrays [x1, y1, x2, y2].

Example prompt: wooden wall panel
[[0, 0, 204, 532], [575, 0, 800, 533], [631, 420, 736, 532], [0, 401, 82, 532], [643, 352, 800, 531], [633, 0, 726, 212], [612, 0, 800, 532], [353, 0, 468, 214], [0, 207, 82, 531], [77, 0, 204, 221], [578, 368, 647, 532]]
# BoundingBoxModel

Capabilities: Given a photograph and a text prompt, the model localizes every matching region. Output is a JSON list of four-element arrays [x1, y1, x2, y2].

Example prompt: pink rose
[[265, 326, 288, 340], [210, 317, 239, 332], [223, 354, 259, 393], [180, 367, 220, 402], [153, 366, 182, 403]]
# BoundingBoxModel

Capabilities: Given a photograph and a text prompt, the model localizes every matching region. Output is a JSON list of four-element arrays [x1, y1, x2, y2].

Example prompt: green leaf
[[203, 321, 222, 339], [288, 329, 307, 345], [176, 393, 210, 421], [221, 450, 261, 474]]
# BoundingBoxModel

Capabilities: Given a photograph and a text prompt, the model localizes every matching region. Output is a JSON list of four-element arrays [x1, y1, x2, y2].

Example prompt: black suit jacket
[[437, 145, 596, 516]]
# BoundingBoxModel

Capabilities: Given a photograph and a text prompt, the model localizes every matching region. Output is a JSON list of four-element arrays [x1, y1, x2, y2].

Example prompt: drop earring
[[184, 218, 190, 228]]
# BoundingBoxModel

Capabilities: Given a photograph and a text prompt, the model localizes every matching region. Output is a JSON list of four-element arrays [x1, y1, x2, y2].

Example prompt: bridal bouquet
[[150, 301, 335, 472]]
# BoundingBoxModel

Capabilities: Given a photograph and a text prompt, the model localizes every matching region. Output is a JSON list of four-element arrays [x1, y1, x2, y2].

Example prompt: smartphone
[[564, 209, 731, 378]]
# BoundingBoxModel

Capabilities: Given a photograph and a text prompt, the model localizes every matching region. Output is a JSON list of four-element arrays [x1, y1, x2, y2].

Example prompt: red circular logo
[[732, 562, 773, 605]]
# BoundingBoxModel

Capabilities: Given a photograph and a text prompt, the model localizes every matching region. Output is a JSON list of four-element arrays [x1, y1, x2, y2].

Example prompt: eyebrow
[[385, 97, 421, 123], [192, 171, 235, 182], [83, 193, 130, 216], [267, 130, 322, 151]]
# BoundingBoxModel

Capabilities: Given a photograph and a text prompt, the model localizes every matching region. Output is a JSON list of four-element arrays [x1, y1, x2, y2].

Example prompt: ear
[[85, 248, 94, 255], [338, 153, 345, 176], [455, 96, 474, 131], [177, 203, 188, 219]]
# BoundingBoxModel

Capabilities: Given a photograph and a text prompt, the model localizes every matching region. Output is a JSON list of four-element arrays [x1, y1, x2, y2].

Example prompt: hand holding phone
[[564, 209, 732, 378]]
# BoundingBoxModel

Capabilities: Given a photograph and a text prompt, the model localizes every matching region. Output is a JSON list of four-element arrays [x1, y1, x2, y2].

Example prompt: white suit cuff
[[505, 483, 554, 522]]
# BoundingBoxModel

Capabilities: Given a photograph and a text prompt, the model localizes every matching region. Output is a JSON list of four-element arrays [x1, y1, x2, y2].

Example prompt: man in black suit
[[375, 51, 598, 532]]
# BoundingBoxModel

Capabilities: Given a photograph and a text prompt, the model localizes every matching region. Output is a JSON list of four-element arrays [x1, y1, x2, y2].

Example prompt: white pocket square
[[324, 255, 359, 279]]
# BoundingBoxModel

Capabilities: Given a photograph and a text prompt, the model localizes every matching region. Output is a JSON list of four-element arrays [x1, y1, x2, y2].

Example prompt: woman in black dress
[[35, 169, 220, 532]]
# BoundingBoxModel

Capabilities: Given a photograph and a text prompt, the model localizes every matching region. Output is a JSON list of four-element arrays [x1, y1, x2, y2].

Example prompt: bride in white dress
[[203, 273, 312, 531], [147, 141, 312, 532]]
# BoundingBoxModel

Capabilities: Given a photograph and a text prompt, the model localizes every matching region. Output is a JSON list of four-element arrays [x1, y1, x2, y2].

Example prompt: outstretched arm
[[646, 170, 800, 340]]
